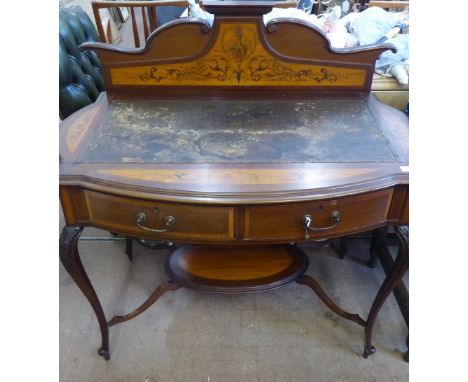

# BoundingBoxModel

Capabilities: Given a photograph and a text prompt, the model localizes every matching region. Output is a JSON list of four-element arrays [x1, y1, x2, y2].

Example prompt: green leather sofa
[[59, 7, 105, 120]]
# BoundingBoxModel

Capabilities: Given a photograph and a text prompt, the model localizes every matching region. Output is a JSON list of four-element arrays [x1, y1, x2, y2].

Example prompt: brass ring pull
[[303, 211, 341, 239], [136, 212, 175, 233]]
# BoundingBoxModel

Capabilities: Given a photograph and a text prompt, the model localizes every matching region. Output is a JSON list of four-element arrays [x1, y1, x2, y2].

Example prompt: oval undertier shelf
[[166, 244, 309, 293]]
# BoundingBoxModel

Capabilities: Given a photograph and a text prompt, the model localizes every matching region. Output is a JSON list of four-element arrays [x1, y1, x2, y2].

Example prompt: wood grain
[[109, 23, 367, 87], [80, 5, 393, 92], [166, 244, 309, 292], [83, 189, 235, 241], [60, 93, 109, 160], [244, 188, 393, 240], [59, 162, 408, 205], [177, 246, 294, 280]]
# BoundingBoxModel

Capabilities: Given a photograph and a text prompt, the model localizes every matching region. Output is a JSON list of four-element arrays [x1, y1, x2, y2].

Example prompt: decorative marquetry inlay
[[110, 23, 367, 87], [97, 168, 377, 185]]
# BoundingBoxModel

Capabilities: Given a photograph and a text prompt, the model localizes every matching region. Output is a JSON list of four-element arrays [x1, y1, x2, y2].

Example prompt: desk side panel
[[59, 186, 90, 226], [387, 185, 409, 225]]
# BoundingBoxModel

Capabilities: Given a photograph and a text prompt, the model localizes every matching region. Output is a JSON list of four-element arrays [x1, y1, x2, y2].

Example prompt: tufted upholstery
[[59, 7, 105, 120]]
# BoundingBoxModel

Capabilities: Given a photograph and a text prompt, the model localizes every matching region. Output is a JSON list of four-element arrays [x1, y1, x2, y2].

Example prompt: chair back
[[59, 6, 105, 119]]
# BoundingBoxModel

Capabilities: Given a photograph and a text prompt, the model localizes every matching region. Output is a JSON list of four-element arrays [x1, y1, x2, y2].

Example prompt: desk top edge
[[59, 91, 408, 204]]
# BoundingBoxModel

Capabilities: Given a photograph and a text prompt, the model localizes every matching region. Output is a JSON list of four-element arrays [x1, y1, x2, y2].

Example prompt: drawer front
[[244, 189, 393, 241], [84, 190, 235, 241]]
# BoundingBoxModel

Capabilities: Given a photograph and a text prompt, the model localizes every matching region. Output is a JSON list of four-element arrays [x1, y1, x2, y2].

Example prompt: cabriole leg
[[363, 226, 409, 358], [60, 226, 110, 360]]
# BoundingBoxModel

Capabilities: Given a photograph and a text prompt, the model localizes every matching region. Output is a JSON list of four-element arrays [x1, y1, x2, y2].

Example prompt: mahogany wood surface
[[60, 186, 402, 244], [59, 1, 409, 360], [243, 188, 393, 241], [78, 99, 399, 164], [83, 189, 235, 242], [82, 1, 394, 92], [59, 92, 408, 207]]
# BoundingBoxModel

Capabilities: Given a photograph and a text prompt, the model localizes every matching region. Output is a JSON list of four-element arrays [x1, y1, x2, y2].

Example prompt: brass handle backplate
[[303, 211, 341, 239], [136, 212, 175, 233]]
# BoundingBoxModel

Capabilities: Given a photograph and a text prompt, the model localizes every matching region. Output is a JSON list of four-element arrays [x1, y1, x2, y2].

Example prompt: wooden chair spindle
[[130, 6, 140, 48]]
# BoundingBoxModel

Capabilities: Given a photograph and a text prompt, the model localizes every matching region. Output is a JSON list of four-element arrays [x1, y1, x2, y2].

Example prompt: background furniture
[[299, 0, 409, 110], [59, 6, 105, 119]]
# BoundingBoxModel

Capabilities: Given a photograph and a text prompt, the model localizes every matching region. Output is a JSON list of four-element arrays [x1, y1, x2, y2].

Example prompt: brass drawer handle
[[136, 212, 175, 233], [303, 211, 341, 239]]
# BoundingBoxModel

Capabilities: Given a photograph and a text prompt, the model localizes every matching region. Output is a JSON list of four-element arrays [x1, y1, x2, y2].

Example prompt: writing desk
[[59, 1, 408, 361]]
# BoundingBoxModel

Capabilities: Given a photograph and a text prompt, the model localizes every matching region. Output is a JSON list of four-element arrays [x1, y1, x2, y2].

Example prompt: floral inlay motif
[[138, 24, 343, 85]]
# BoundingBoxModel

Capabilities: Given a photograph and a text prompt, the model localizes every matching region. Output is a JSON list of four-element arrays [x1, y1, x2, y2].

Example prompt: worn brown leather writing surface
[[79, 98, 399, 164]]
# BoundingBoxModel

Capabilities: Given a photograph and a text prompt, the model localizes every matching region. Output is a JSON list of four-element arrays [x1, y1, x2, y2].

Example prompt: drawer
[[243, 189, 393, 241], [84, 190, 235, 242]]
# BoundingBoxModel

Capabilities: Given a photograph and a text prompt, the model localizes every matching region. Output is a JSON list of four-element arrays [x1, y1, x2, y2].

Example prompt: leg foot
[[364, 226, 409, 358], [363, 345, 376, 359], [60, 226, 110, 360], [98, 347, 110, 361]]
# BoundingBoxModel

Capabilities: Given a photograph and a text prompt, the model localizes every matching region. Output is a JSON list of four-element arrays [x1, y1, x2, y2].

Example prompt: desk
[[59, 0, 408, 361]]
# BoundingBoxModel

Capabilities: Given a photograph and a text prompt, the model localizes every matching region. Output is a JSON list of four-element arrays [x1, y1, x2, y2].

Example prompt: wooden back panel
[[81, 1, 394, 93]]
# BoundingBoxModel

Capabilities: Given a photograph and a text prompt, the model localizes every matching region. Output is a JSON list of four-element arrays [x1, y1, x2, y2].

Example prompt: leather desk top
[[78, 97, 400, 164]]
